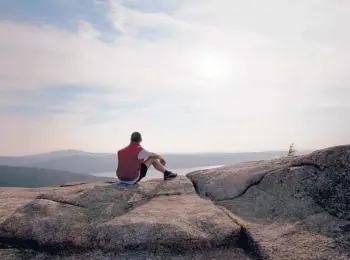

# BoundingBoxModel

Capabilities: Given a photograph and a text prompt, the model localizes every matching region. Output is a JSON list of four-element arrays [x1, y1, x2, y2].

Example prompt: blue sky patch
[[0, 0, 177, 42], [0, 0, 118, 41], [122, 0, 182, 14]]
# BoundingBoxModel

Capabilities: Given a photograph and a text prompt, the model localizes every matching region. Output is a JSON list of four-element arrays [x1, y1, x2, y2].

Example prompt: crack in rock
[[36, 198, 86, 209], [212, 167, 285, 202], [233, 162, 323, 201], [190, 162, 322, 203], [215, 205, 268, 260], [289, 161, 322, 170]]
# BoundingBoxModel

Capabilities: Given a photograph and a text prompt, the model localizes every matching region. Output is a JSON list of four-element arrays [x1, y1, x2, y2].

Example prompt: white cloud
[[77, 20, 101, 39], [0, 0, 349, 155]]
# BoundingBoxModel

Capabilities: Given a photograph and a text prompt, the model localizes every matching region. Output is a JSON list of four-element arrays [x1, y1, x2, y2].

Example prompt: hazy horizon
[[0, 149, 290, 174], [1, 146, 316, 157], [1, 1, 349, 156]]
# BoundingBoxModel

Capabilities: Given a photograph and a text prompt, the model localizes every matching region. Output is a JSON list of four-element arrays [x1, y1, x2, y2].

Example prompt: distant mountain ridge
[[0, 165, 115, 188], [0, 149, 297, 174]]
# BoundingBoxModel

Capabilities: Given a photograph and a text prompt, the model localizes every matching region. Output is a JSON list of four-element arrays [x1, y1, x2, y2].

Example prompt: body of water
[[91, 165, 224, 180]]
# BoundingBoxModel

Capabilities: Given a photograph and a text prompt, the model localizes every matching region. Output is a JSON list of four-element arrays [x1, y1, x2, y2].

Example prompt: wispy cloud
[[0, 0, 349, 155], [0, 85, 106, 117], [121, 0, 184, 14]]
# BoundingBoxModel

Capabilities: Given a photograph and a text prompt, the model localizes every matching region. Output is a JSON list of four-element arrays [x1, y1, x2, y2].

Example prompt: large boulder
[[0, 183, 107, 225], [1, 145, 349, 259], [0, 177, 246, 259], [187, 145, 350, 259]]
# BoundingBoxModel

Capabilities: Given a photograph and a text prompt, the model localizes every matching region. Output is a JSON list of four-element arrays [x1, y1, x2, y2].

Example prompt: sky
[[0, 0, 349, 156]]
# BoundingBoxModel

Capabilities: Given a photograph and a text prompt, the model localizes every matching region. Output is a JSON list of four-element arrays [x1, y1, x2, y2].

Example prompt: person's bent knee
[[149, 157, 158, 162], [143, 157, 156, 168], [151, 158, 160, 164]]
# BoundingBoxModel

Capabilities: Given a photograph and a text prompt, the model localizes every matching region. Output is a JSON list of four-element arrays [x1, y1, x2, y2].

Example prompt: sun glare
[[193, 52, 231, 80]]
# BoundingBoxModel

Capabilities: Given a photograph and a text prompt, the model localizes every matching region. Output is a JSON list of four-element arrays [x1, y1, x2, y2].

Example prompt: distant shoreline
[[91, 165, 225, 179]]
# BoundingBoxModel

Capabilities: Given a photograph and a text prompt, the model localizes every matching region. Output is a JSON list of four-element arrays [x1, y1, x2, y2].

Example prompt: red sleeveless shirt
[[116, 143, 144, 181]]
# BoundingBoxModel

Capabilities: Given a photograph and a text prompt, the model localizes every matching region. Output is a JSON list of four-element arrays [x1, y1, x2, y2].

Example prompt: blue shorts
[[119, 163, 148, 185]]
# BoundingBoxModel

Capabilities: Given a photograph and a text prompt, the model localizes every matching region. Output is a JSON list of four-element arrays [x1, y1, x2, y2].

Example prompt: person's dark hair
[[130, 132, 142, 143]]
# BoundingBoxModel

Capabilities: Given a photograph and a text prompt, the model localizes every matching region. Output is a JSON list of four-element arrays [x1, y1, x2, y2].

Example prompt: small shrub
[[287, 143, 296, 156]]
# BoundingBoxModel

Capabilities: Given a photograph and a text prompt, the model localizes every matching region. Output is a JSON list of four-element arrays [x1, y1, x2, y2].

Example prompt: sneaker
[[164, 171, 177, 180]]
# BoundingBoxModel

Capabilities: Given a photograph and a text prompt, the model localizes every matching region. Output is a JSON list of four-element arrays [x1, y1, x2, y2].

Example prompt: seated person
[[116, 132, 177, 184]]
